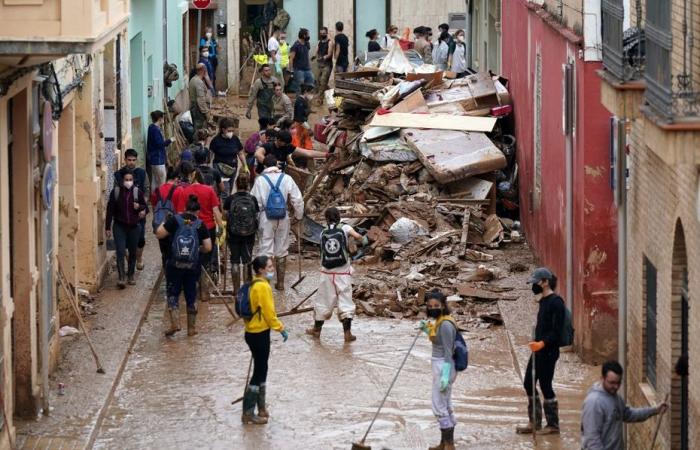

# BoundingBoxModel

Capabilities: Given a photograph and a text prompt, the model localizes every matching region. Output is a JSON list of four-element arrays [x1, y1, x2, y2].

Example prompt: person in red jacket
[[150, 167, 181, 266]]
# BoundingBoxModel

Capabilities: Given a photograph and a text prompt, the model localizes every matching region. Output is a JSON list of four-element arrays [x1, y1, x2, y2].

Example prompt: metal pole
[[197, 9, 202, 55]]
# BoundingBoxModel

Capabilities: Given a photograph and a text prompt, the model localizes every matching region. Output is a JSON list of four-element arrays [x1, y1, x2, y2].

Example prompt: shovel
[[351, 330, 422, 450], [291, 221, 306, 290]]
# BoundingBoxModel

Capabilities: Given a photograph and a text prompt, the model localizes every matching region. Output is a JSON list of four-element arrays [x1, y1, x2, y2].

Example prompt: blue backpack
[[170, 215, 201, 270], [152, 184, 177, 233], [262, 174, 287, 220], [453, 329, 469, 372], [236, 279, 264, 320]]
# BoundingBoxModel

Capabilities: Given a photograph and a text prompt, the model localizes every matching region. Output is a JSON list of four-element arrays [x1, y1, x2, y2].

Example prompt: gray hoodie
[[581, 382, 658, 450]]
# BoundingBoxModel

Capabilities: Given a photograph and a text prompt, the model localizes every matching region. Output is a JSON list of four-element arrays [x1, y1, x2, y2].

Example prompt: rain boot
[[305, 320, 323, 338], [274, 257, 286, 291], [165, 308, 181, 336], [136, 247, 144, 270], [116, 257, 126, 289], [428, 428, 447, 450], [241, 386, 268, 425], [257, 383, 269, 418], [515, 395, 542, 434], [540, 398, 560, 434], [342, 318, 357, 342], [443, 427, 455, 450], [187, 312, 198, 336], [232, 264, 241, 295]]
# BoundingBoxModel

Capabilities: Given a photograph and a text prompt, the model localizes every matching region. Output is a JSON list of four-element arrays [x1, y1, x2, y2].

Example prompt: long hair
[[427, 289, 450, 315]]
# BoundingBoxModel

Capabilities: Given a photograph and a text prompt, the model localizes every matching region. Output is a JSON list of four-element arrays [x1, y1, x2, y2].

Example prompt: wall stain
[[584, 165, 604, 178], [586, 246, 608, 275]]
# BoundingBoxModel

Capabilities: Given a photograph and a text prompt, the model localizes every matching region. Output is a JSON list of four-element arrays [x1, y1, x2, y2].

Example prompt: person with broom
[[305, 207, 368, 342], [242, 255, 289, 424], [418, 290, 458, 450]]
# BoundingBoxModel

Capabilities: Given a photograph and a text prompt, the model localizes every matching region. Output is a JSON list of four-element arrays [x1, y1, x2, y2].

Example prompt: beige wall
[[323, 0, 355, 62], [390, 0, 467, 32], [543, 0, 584, 33]]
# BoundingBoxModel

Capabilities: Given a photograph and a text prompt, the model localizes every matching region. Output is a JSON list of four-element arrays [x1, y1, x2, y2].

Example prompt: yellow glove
[[241, 164, 250, 175], [217, 222, 227, 246]]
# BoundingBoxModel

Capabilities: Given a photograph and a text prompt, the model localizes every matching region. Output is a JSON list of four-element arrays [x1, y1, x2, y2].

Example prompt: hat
[[180, 149, 193, 161], [527, 267, 554, 284]]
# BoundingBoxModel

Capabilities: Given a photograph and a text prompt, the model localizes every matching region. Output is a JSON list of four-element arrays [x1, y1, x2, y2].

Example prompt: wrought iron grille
[[602, 0, 626, 79], [644, 0, 674, 117]]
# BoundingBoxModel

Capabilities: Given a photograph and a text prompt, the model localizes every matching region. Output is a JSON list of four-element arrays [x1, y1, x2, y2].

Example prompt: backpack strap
[[262, 173, 283, 193], [154, 186, 163, 203], [274, 173, 285, 191], [166, 184, 177, 202]]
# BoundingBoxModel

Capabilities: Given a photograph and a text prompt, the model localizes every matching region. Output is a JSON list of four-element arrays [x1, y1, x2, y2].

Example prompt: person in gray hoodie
[[581, 360, 667, 450]]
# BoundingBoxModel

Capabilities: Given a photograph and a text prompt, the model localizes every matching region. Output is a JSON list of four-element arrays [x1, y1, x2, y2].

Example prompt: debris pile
[[303, 68, 521, 329]]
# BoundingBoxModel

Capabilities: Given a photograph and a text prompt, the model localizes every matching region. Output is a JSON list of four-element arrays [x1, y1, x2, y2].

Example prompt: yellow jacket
[[280, 42, 290, 69], [244, 276, 285, 334]]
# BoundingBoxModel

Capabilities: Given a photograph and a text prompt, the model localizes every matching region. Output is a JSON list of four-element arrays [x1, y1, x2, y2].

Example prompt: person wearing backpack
[[305, 207, 367, 342], [193, 146, 225, 195], [156, 194, 212, 337], [241, 255, 288, 424], [250, 154, 304, 291], [418, 289, 460, 450], [516, 267, 567, 436], [223, 174, 259, 294], [150, 167, 180, 266], [105, 170, 149, 288]]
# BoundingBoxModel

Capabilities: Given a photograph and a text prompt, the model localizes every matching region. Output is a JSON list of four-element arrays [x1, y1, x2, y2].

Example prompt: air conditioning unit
[[448, 13, 467, 30]]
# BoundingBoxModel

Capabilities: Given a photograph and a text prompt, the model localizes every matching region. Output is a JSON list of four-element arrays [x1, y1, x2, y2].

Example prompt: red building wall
[[502, 0, 618, 363]]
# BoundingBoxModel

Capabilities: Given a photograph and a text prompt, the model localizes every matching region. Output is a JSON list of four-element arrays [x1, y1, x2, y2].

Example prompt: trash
[[389, 218, 428, 244], [369, 112, 497, 133], [59, 326, 80, 337]]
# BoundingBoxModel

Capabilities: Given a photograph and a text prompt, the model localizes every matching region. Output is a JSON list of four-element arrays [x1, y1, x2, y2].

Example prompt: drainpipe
[[615, 119, 627, 390], [564, 61, 575, 314]]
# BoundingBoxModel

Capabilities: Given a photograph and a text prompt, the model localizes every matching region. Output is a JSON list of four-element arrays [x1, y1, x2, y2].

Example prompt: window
[[601, 0, 625, 79], [644, 0, 673, 117], [643, 256, 657, 388]]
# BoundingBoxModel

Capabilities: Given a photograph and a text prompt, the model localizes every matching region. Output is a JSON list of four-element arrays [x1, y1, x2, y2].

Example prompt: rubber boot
[[428, 428, 445, 450], [116, 258, 126, 289], [443, 427, 455, 450], [187, 312, 198, 336], [540, 398, 560, 434], [232, 264, 241, 295], [516, 395, 542, 434], [305, 320, 323, 338], [257, 383, 269, 418], [241, 386, 268, 425], [165, 308, 181, 336], [136, 247, 144, 270], [274, 257, 286, 291], [200, 272, 211, 302], [342, 318, 357, 342]]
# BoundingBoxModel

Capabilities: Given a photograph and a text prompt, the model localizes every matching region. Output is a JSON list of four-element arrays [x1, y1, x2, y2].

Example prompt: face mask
[[532, 283, 544, 295], [123, 180, 134, 189], [205, 32, 212, 39], [224, 132, 234, 139], [265, 272, 275, 281], [427, 308, 442, 319], [202, 51, 210, 58], [305, 35, 310, 42], [320, 35, 327, 40], [458, 36, 465, 42], [280, 38, 286, 43]]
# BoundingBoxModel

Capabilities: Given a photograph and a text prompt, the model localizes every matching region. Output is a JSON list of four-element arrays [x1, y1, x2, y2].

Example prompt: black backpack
[[198, 165, 217, 189], [321, 224, 349, 269], [227, 193, 258, 237]]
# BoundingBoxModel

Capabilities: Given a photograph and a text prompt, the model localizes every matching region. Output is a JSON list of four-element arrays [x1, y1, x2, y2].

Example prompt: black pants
[[229, 234, 255, 264], [523, 349, 559, 400], [245, 329, 271, 387], [158, 236, 171, 267], [114, 221, 140, 278], [200, 227, 218, 274]]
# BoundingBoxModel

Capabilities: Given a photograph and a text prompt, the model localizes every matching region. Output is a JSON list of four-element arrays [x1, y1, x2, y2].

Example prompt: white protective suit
[[250, 167, 304, 258], [315, 224, 356, 321]]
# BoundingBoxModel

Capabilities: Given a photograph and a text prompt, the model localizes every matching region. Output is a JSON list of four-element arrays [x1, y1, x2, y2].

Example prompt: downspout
[[163, 0, 168, 98]]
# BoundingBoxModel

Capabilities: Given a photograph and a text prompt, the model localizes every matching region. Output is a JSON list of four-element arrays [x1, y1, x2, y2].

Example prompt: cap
[[527, 267, 554, 284]]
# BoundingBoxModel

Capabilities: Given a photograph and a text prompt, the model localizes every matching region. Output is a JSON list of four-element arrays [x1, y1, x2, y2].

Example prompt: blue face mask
[[265, 272, 275, 281]]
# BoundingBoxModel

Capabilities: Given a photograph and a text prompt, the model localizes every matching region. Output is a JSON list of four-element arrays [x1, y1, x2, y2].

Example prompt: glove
[[418, 319, 431, 335], [245, 111, 252, 120], [281, 329, 289, 342], [528, 341, 545, 352], [361, 235, 370, 247], [440, 362, 452, 392], [241, 163, 250, 175]]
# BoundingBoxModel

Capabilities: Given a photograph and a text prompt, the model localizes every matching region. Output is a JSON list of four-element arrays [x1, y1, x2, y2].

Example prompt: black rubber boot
[[541, 398, 560, 434], [241, 386, 268, 425], [305, 320, 323, 338], [516, 395, 542, 434], [257, 383, 269, 418], [342, 318, 356, 342], [443, 427, 455, 450]]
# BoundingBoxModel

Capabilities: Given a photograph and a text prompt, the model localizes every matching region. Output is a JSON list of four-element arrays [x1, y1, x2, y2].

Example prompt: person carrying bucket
[[305, 207, 368, 343], [419, 290, 459, 450]]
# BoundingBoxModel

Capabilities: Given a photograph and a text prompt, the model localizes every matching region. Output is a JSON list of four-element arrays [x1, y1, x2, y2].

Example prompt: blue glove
[[281, 330, 289, 342], [419, 320, 431, 335], [361, 235, 370, 247], [440, 362, 452, 392]]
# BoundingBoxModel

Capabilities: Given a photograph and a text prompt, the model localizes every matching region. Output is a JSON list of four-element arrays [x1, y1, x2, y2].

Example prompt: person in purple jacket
[[106, 170, 149, 288], [147, 110, 172, 192]]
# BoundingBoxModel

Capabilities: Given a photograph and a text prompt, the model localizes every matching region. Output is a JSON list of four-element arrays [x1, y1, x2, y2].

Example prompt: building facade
[[502, 0, 619, 363], [0, 0, 130, 437], [599, 0, 700, 447]]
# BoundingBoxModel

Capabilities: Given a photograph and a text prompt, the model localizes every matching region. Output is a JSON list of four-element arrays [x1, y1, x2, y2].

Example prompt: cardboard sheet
[[369, 113, 496, 132], [402, 129, 507, 183]]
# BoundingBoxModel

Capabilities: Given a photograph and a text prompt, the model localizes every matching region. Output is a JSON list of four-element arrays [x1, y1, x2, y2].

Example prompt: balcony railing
[[602, 0, 645, 81]]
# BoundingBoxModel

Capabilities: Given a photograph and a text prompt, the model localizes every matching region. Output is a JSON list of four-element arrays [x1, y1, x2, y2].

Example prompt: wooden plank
[[369, 113, 496, 132], [459, 207, 471, 256], [390, 89, 429, 113]]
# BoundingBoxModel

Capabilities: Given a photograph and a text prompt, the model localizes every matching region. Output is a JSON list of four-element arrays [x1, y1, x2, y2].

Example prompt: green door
[[355, 0, 386, 57]]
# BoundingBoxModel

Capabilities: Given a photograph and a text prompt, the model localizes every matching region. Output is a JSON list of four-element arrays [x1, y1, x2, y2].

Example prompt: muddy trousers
[[113, 222, 140, 279], [200, 227, 219, 274], [229, 234, 255, 264], [245, 329, 271, 386], [523, 349, 559, 427], [166, 266, 200, 313], [432, 357, 457, 429]]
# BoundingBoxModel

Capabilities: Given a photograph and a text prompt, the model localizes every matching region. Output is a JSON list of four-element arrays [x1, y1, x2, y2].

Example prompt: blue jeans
[[166, 265, 200, 313], [293, 69, 315, 93], [113, 222, 139, 279]]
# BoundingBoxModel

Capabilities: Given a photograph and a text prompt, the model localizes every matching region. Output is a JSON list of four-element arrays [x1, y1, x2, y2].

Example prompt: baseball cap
[[527, 267, 554, 284]]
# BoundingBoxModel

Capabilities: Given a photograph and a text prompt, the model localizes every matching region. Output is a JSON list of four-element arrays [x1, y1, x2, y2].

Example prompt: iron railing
[[602, 0, 645, 81]]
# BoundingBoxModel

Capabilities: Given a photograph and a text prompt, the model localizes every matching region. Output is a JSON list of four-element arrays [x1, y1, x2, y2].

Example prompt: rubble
[[301, 65, 520, 330]]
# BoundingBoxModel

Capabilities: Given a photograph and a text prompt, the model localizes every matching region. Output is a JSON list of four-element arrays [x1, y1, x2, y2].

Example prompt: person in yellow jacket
[[242, 255, 289, 425], [279, 31, 291, 90]]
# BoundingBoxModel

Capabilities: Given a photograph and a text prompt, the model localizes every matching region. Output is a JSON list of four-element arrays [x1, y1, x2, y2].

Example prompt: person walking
[[413, 27, 433, 64], [156, 194, 212, 337], [150, 166, 181, 267], [189, 63, 212, 131], [193, 147, 225, 197], [209, 117, 246, 183], [432, 31, 451, 71], [333, 21, 350, 73], [250, 154, 304, 291], [200, 27, 219, 92], [314, 27, 333, 99], [255, 130, 328, 174], [418, 290, 459, 450], [267, 26, 285, 91], [448, 30, 468, 77], [366, 29, 382, 52], [198, 45, 216, 95], [581, 360, 668, 450], [279, 31, 291, 90], [306, 207, 367, 342], [115, 148, 148, 271], [289, 28, 314, 93], [223, 174, 259, 294], [381, 25, 399, 50], [271, 83, 293, 123], [146, 110, 172, 192], [293, 84, 313, 125], [516, 267, 566, 435], [241, 255, 289, 424], [245, 64, 278, 120], [105, 170, 148, 288]]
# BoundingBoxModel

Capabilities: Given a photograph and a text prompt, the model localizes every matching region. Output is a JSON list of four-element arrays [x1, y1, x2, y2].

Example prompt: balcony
[[0, 0, 129, 67]]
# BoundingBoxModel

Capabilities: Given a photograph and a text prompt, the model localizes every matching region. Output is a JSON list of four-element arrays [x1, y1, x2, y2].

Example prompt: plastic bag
[[379, 44, 414, 75], [389, 217, 428, 244]]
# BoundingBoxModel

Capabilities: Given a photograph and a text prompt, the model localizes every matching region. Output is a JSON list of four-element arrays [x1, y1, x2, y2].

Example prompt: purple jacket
[[105, 186, 149, 230]]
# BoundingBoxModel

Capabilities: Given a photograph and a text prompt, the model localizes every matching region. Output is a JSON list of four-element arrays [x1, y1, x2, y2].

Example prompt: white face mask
[[224, 132, 234, 139], [205, 32, 212, 39], [457, 35, 465, 42], [265, 272, 275, 281], [202, 51, 210, 58], [123, 180, 134, 189]]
